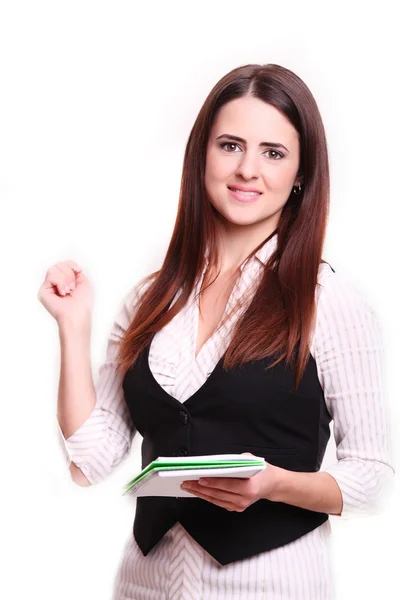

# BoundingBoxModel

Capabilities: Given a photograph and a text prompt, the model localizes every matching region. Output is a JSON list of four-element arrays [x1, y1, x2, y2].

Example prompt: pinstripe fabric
[[58, 233, 394, 599]]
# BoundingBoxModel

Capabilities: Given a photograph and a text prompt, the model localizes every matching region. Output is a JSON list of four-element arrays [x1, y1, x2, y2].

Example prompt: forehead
[[211, 96, 299, 146]]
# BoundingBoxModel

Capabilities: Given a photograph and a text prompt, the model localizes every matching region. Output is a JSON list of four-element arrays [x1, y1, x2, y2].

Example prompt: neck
[[213, 219, 278, 274]]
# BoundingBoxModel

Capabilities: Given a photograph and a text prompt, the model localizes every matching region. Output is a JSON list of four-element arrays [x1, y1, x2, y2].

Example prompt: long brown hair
[[116, 63, 330, 390]]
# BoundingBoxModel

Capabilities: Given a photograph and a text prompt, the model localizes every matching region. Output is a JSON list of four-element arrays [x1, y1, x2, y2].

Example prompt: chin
[[216, 207, 264, 227]]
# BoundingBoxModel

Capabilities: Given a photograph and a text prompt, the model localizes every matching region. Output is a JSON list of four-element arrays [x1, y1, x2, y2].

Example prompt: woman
[[39, 63, 394, 599]]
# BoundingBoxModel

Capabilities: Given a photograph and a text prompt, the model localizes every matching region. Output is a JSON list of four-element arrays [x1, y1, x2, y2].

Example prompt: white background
[[0, 1, 399, 598]]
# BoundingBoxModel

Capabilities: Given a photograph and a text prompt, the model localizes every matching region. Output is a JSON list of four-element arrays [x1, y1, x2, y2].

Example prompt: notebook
[[122, 454, 267, 497]]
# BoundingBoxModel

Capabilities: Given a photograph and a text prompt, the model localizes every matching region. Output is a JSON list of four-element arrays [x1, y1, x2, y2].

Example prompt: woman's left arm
[[272, 273, 396, 519], [182, 272, 395, 515]]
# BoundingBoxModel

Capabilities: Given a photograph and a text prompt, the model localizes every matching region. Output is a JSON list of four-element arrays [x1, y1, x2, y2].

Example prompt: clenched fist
[[38, 260, 94, 328]]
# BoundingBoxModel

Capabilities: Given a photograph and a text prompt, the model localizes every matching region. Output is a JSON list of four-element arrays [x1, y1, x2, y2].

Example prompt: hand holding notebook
[[122, 454, 267, 497]]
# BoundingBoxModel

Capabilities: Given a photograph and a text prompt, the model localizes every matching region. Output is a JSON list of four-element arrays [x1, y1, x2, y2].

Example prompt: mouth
[[227, 186, 262, 202]]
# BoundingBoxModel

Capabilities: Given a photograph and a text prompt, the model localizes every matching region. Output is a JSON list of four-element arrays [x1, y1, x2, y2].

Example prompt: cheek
[[266, 166, 297, 192], [205, 149, 232, 184]]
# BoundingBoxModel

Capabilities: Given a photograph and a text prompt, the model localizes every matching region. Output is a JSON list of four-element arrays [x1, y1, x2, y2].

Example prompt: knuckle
[[66, 260, 82, 273]]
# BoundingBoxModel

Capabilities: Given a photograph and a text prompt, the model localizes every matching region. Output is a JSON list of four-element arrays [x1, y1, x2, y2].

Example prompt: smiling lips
[[228, 184, 262, 193], [227, 186, 262, 202]]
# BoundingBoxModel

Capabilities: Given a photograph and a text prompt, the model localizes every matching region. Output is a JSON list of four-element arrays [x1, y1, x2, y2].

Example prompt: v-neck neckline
[[192, 266, 241, 364], [143, 337, 227, 409]]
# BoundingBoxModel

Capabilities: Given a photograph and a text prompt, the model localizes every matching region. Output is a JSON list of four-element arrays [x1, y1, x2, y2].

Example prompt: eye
[[219, 142, 283, 160], [264, 149, 283, 160], [219, 142, 240, 152]]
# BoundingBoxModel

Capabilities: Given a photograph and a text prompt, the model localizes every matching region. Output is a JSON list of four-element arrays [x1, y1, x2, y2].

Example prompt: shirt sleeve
[[58, 275, 155, 485], [311, 271, 396, 519]]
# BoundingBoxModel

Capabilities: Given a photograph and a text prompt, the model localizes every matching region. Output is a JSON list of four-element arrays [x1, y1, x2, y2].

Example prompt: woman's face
[[204, 96, 302, 228]]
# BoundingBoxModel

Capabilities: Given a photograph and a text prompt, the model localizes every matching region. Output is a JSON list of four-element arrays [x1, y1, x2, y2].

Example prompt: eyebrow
[[216, 133, 289, 153]]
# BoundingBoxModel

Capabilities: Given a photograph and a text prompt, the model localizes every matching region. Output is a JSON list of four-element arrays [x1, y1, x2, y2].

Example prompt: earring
[[293, 184, 302, 195]]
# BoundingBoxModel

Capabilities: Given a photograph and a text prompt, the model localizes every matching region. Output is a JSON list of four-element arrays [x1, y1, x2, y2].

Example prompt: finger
[[45, 262, 82, 295], [64, 260, 83, 273], [198, 478, 244, 494], [56, 261, 83, 282], [46, 261, 82, 279], [63, 261, 84, 283], [185, 488, 237, 511], [42, 269, 69, 296], [60, 262, 82, 293], [43, 272, 71, 296], [54, 262, 75, 277], [185, 482, 243, 504]]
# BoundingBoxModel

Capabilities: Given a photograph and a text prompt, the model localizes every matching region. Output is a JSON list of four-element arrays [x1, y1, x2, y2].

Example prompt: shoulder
[[316, 262, 378, 320], [309, 262, 383, 356]]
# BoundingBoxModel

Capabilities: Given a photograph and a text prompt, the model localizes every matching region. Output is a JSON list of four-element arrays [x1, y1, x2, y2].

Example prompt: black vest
[[122, 270, 334, 566]]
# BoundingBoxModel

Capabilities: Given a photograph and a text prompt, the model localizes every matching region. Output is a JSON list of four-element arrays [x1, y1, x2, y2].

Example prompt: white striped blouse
[[58, 232, 395, 599]]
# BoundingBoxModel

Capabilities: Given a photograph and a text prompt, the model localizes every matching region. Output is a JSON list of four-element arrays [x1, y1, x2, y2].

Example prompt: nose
[[235, 150, 261, 180]]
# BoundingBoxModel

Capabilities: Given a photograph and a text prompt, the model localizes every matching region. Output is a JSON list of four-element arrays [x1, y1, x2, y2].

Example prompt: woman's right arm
[[38, 259, 153, 487], [57, 279, 151, 486], [57, 317, 99, 486]]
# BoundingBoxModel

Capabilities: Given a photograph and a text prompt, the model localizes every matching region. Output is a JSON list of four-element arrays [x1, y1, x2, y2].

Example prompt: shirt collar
[[204, 231, 278, 273]]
